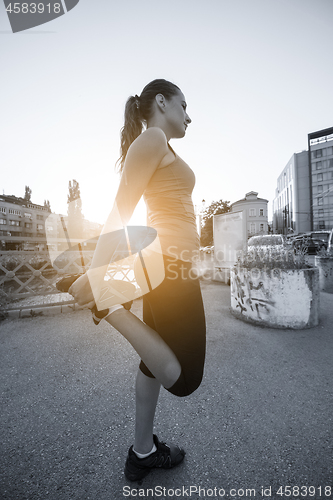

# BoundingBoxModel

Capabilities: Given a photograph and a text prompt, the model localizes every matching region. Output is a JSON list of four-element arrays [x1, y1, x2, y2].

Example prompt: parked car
[[328, 228, 333, 253], [202, 245, 214, 254], [292, 231, 331, 255], [247, 234, 285, 251], [311, 231, 331, 250]]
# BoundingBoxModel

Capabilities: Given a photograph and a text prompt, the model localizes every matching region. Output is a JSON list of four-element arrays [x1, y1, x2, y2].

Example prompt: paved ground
[[0, 279, 332, 500]]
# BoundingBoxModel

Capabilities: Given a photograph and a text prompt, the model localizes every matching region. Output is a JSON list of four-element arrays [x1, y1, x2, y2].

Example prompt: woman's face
[[164, 90, 192, 139]]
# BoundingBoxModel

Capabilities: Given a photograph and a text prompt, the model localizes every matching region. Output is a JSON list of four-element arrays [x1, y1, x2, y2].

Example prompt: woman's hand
[[68, 273, 95, 309]]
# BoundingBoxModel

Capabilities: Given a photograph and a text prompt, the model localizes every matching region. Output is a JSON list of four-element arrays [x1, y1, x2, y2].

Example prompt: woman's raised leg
[[104, 309, 181, 389]]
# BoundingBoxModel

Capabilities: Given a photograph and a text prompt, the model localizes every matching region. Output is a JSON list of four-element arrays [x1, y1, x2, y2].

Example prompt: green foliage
[[236, 247, 311, 271], [200, 199, 230, 247], [317, 245, 333, 258]]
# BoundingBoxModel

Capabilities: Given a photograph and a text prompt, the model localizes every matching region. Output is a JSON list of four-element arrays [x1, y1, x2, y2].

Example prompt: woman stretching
[[69, 79, 206, 481]]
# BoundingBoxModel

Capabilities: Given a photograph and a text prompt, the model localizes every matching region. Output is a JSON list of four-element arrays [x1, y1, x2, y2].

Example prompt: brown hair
[[116, 79, 180, 172]]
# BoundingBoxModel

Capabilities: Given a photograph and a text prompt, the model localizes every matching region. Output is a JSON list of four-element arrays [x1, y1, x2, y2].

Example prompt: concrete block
[[230, 266, 320, 329]]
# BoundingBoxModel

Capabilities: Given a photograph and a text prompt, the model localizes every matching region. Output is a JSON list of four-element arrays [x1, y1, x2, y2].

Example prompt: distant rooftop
[[231, 191, 268, 205], [0, 194, 51, 212]]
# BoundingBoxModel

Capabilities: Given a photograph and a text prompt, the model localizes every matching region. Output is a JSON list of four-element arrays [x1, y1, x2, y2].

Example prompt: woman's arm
[[69, 127, 168, 307]]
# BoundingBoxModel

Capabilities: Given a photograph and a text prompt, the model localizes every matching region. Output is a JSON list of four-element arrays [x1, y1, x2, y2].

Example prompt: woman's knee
[[166, 370, 204, 398]]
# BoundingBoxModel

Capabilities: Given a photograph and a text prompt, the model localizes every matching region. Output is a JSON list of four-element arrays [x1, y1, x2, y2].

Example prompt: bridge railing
[[0, 250, 136, 310]]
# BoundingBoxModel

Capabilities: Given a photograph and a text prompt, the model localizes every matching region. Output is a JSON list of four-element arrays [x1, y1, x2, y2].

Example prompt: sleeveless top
[[143, 147, 199, 262]]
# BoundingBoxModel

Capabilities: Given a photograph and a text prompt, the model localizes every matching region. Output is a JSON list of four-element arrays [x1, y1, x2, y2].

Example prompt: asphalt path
[[0, 280, 332, 500]]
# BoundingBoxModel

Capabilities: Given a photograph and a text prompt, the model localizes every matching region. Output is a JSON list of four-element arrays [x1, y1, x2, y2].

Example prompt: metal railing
[[0, 250, 136, 312]]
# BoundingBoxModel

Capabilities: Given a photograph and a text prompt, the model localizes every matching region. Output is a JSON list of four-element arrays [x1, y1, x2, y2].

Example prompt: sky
[[1, 0, 333, 226]]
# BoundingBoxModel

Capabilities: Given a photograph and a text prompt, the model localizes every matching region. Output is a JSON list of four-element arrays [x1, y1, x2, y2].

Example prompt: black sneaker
[[124, 434, 185, 481]]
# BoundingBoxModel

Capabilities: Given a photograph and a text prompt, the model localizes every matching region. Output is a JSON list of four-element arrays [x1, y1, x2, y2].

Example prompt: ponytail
[[116, 96, 143, 172], [116, 79, 180, 173]]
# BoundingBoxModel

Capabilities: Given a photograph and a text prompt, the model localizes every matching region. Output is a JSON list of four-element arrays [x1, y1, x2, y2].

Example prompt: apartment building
[[230, 191, 269, 237], [309, 128, 333, 231], [0, 194, 51, 250], [273, 127, 333, 235], [0, 194, 103, 251]]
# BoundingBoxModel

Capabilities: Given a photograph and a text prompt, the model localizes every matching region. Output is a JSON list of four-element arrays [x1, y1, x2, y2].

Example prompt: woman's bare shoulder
[[128, 127, 168, 158]]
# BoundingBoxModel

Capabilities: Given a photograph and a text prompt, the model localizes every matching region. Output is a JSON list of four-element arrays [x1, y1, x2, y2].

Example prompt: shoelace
[[149, 441, 173, 467]]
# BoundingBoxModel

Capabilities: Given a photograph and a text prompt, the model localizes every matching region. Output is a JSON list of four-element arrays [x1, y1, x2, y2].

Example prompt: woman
[[69, 79, 206, 481]]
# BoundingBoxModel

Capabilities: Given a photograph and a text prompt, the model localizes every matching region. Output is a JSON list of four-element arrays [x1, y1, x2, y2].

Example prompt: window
[[317, 173, 323, 181], [0, 207, 6, 214], [9, 220, 20, 226], [316, 161, 322, 170], [259, 208, 264, 216], [319, 209, 324, 216], [329, 159, 333, 168], [25, 222, 32, 229], [0, 219, 6, 225], [319, 221, 326, 229], [259, 223, 264, 232], [37, 215, 43, 220], [37, 224, 44, 231], [249, 208, 256, 217], [318, 185, 323, 192], [24, 212, 32, 219], [327, 146, 333, 156], [318, 197, 323, 205], [9, 209, 21, 216], [315, 149, 322, 158], [250, 223, 256, 234]]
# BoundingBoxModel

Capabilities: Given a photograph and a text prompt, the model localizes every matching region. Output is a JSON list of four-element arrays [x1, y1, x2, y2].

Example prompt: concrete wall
[[315, 256, 333, 293], [230, 266, 319, 329]]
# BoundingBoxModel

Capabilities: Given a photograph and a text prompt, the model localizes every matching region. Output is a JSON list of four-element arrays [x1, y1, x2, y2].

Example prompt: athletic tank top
[[143, 147, 199, 262]]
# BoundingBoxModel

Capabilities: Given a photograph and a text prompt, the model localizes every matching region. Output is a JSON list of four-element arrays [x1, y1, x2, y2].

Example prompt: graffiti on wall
[[231, 270, 276, 320], [230, 267, 315, 328]]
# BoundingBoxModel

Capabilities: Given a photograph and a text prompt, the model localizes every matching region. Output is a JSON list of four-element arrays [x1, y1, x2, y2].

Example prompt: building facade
[[0, 195, 51, 250], [230, 191, 269, 238], [308, 128, 333, 231], [272, 150, 310, 235], [273, 127, 333, 235], [0, 194, 103, 251]]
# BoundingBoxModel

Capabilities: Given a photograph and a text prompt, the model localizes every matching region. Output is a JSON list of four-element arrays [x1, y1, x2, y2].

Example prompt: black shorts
[[139, 258, 206, 397]]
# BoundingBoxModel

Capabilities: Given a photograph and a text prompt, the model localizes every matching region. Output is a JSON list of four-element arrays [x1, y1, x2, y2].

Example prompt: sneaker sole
[[124, 459, 152, 481]]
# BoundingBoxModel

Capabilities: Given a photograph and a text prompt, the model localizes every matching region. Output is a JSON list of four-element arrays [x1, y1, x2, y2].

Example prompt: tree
[[24, 185, 32, 202], [67, 179, 84, 240], [200, 199, 230, 247]]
